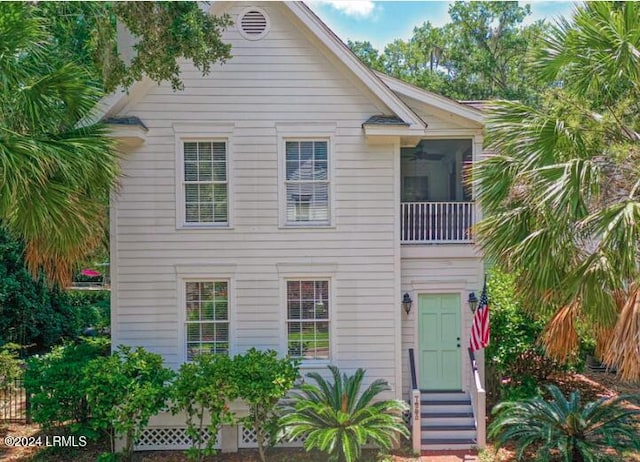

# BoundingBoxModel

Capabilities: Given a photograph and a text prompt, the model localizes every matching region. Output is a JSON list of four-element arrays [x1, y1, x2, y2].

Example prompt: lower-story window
[[286, 280, 329, 360], [185, 280, 229, 360]]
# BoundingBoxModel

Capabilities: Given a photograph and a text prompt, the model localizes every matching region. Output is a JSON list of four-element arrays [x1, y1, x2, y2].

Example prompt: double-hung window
[[285, 141, 329, 224], [183, 141, 228, 225], [286, 280, 329, 360], [185, 281, 229, 360]]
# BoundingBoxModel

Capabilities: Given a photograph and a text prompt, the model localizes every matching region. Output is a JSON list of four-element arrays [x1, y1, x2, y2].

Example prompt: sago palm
[[474, 2, 640, 379], [489, 385, 640, 462], [280, 366, 409, 462], [0, 3, 118, 285]]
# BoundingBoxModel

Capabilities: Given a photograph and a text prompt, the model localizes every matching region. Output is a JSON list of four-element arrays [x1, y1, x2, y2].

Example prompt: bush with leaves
[[489, 384, 640, 461], [0, 227, 109, 349], [58, 289, 110, 330], [484, 269, 549, 399], [171, 353, 236, 462], [83, 346, 174, 461], [0, 343, 23, 422], [25, 337, 109, 433], [232, 348, 299, 462], [281, 366, 409, 462], [0, 343, 23, 386], [0, 227, 63, 348], [485, 269, 545, 372]]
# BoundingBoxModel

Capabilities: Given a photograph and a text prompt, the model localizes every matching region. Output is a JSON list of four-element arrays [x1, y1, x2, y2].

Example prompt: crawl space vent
[[239, 9, 269, 40]]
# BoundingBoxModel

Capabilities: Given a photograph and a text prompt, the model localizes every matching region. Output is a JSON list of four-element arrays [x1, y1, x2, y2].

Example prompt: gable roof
[[375, 71, 484, 125], [282, 2, 425, 130], [96, 2, 484, 131], [363, 115, 409, 126], [96, 2, 428, 130]]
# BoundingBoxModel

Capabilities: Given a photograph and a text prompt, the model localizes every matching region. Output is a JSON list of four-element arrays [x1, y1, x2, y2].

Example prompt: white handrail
[[401, 201, 474, 243], [467, 348, 486, 448], [408, 349, 421, 453]]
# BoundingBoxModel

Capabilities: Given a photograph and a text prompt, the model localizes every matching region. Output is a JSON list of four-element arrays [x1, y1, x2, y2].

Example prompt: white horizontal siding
[[112, 1, 400, 397], [400, 257, 483, 397]]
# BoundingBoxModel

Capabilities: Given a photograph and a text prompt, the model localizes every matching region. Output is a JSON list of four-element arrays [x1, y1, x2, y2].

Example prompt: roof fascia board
[[284, 2, 425, 130], [90, 76, 154, 125], [362, 125, 426, 137], [376, 72, 484, 125], [106, 124, 147, 148]]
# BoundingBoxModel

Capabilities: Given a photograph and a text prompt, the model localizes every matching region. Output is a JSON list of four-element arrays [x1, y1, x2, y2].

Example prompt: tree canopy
[[0, 2, 233, 284], [474, 2, 640, 380], [349, 1, 547, 101], [31, 2, 232, 92]]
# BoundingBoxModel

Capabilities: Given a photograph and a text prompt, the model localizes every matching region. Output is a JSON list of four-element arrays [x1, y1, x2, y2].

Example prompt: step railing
[[401, 201, 474, 243], [408, 348, 421, 452], [467, 348, 486, 448]]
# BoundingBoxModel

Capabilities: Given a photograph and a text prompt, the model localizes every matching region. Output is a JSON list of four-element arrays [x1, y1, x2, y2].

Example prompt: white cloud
[[312, 0, 376, 18]]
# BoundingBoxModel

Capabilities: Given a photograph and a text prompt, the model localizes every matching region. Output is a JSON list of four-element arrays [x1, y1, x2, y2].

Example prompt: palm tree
[[474, 3, 640, 380], [281, 366, 409, 462], [489, 385, 640, 461], [0, 3, 118, 285]]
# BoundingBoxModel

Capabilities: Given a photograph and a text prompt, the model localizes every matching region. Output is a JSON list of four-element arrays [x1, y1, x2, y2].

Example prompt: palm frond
[[0, 3, 119, 284], [490, 385, 640, 460], [539, 302, 580, 361], [603, 287, 640, 382], [280, 366, 408, 462]]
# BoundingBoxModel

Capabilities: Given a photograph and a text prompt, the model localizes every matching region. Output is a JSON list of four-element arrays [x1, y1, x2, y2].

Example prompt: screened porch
[[401, 139, 475, 243]]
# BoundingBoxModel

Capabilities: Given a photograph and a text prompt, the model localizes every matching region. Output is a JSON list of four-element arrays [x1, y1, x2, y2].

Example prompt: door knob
[[457, 337, 460, 341]]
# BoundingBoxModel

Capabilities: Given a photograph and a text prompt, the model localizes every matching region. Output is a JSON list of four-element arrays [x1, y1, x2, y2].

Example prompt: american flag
[[469, 282, 490, 351]]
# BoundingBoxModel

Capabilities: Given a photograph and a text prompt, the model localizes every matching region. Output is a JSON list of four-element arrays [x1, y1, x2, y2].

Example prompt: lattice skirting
[[238, 425, 305, 449], [134, 427, 221, 451]]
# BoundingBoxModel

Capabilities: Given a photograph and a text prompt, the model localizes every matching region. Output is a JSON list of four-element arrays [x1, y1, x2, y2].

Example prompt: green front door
[[418, 293, 461, 390]]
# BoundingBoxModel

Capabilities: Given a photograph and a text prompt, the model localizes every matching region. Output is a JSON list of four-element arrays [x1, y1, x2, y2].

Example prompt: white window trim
[[174, 124, 235, 230], [277, 125, 336, 228], [279, 274, 335, 367], [177, 271, 236, 363]]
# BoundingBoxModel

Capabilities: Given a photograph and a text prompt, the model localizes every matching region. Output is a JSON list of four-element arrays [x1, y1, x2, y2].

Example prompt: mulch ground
[[2, 370, 639, 462]]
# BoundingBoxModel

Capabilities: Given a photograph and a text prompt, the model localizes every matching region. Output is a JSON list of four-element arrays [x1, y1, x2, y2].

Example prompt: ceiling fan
[[411, 143, 445, 161]]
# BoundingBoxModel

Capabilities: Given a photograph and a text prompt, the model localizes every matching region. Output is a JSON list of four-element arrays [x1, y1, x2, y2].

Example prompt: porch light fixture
[[468, 292, 479, 314], [402, 293, 413, 315]]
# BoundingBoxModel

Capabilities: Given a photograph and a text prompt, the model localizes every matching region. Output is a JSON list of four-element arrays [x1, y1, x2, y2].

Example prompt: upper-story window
[[183, 141, 228, 225], [285, 140, 329, 225]]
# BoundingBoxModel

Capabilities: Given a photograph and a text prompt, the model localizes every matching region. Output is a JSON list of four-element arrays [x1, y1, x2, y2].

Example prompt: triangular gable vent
[[239, 8, 270, 40]]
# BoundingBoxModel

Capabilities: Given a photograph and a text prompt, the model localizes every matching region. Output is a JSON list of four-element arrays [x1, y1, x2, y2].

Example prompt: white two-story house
[[103, 1, 486, 453]]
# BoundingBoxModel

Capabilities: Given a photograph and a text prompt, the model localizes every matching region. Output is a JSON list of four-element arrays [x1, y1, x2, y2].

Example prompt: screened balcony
[[401, 139, 475, 243]]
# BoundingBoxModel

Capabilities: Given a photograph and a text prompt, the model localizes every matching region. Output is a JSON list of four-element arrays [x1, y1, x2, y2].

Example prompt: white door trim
[[410, 281, 468, 392]]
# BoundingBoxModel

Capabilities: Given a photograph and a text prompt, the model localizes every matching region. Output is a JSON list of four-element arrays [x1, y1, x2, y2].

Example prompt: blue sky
[[308, 1, 577, 50]]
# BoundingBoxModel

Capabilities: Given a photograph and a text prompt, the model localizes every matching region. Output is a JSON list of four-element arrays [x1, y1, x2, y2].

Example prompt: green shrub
[[25, 337, 109, 432], [171, 353, 236, 462], [0, 343, 23, 386], [232, 348, 299, 462], [489, 385, 640, 461], [58, 289, 110, 330], [0, 227, 109, 349], [484, 269, 549, 399], [84, 346, 174, 461], [485, 269, 546, 374], [281, 366, 409, 462], [0, 343, 23, 421], [0, 227, 63, 348]]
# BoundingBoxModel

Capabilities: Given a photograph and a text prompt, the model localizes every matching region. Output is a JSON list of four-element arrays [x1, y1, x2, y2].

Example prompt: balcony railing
[[401, 201, 474, 243]]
